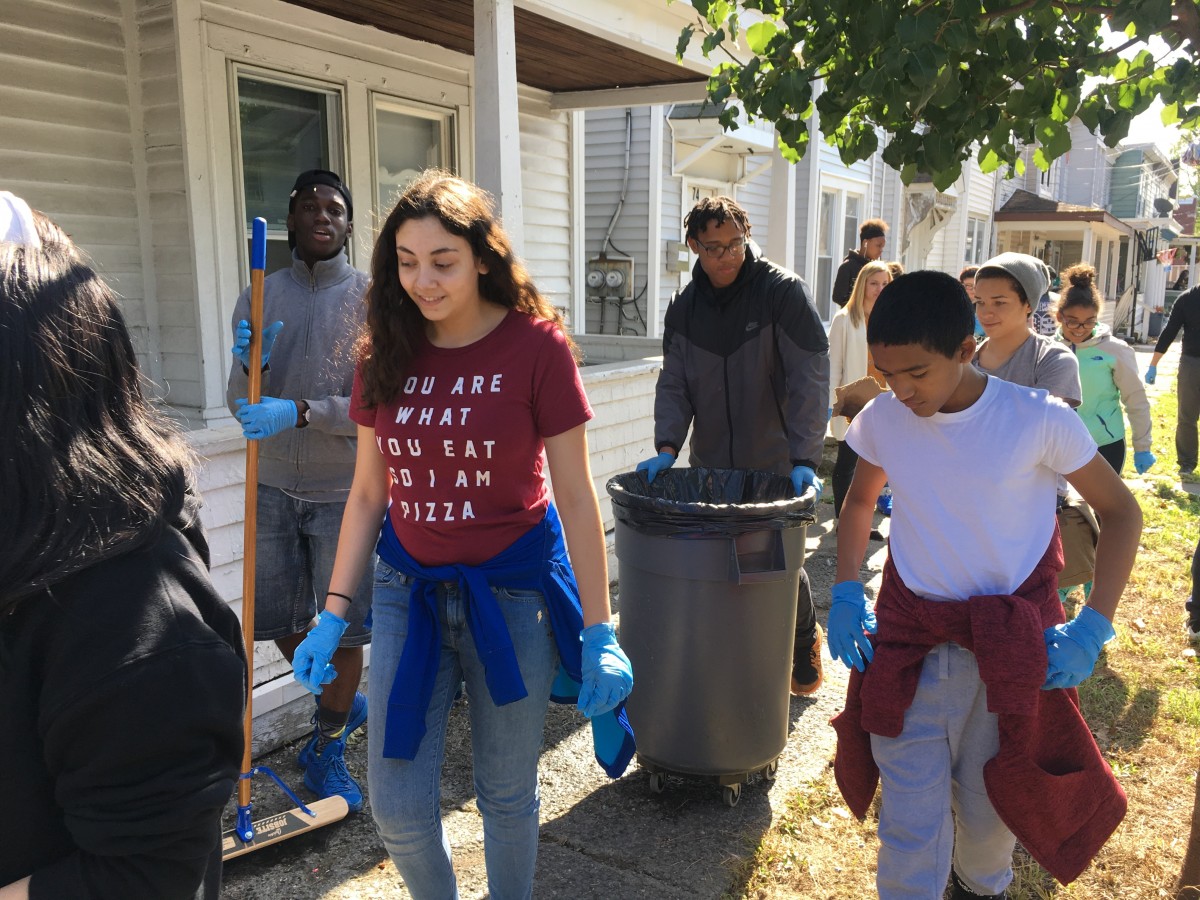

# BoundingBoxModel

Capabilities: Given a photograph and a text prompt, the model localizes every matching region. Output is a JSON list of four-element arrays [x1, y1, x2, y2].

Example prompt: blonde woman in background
[[828, 260, 892, 522]]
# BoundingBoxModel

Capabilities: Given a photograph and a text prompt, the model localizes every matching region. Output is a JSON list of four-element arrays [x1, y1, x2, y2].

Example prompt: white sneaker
[[1188, 623, 1200, 643]]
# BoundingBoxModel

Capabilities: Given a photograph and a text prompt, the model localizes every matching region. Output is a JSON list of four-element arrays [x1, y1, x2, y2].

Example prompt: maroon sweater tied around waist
[[830, 531, 1126, 885]]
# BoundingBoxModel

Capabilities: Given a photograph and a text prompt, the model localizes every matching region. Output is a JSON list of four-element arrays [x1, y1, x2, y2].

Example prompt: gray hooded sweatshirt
[[226, 250, 368, 499]]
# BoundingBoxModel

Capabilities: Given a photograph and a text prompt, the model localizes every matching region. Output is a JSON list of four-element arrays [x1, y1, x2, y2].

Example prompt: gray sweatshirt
[[226, 251, 368, 499]]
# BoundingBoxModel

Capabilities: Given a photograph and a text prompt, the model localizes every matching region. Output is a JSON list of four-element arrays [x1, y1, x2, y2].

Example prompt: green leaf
[[676, 24, 694, 61], [745, 20, 781, 55], [978, 146, 1002, 174], [932, 162, 962, 192], [1162, 102, 1183, 126]]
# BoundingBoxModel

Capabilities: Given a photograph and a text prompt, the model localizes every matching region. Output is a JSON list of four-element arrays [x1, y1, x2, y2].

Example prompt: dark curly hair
[[1057, 263, 1103, 315], [358, 170, 576, 407], [683, 196, 751, 242]]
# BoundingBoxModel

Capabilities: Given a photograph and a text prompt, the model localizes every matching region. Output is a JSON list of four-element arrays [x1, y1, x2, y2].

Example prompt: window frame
[[228, 64, 349, 282]]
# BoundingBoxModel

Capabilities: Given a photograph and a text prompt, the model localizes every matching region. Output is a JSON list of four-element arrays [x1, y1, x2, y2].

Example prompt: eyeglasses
[[697, 237, 747, 260], [1062, 317, 1097, 330]]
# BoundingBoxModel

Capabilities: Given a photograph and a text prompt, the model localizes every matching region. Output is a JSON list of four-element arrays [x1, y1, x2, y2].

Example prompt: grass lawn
[[726, 381, 1200, 899]]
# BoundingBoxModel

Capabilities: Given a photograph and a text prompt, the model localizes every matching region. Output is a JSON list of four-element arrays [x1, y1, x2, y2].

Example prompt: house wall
[[583, 106, 653, 336], [1, 0, 155, 374], [1062, 121, 1112, 209]]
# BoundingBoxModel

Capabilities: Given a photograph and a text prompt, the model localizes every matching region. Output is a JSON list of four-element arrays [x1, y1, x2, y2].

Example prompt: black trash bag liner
[[606, 467, 816, 537]]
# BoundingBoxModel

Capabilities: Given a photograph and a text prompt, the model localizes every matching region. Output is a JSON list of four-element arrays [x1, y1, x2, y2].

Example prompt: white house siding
[[583, 106, 653, 336], [1063, 122, 1111, 209], [792, 150, 812, 282], [737, 164, 773, 256], [0, 0, 154, 367], [658, 112, 682, 335], [136, 0, 202, 410], [518, 87, 572, 316]]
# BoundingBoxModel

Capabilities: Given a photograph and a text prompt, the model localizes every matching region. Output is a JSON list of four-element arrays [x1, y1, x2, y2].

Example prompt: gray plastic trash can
[[606, 468, 816, 806]]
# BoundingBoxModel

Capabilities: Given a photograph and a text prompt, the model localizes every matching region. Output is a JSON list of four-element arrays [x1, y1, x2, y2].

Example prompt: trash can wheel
[[763, 758, 779, 782], [722, 783, 742, 807], [648, 771, 667, 794]]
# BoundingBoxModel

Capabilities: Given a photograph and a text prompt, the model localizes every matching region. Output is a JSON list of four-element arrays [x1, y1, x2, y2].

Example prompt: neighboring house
[[581, 84, 1000, 331], [2, 0, 714, 738], [989, 123, 1184, 340], [1109, 142, 1183, 336]]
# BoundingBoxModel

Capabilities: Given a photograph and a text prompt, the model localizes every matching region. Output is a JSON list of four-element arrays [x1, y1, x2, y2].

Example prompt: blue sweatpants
[[870, 642, 1015, 899]]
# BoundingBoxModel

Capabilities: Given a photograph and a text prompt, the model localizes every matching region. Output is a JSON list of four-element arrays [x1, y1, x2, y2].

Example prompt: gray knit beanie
[[977, 252, 1049, 306]]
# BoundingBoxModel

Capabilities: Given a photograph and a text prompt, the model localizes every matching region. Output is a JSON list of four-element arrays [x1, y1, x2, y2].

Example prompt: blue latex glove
[[1134, 450, 1157, 474], [1043, 605, 1115, 690], [635, 451, 675, 484], [292, 610, 349, 695], [577, 622, 633, 718], [828, 407, 833, 421], [236, 396, 298, 440], [1145, 364, 1157, 385], [827, 581, 877, 672], [791, 464, 823, 497], [232, 319, 283, 370]]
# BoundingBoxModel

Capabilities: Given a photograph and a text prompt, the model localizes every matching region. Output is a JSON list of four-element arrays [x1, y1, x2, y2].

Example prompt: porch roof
[[994, 189, 1132, 236], [284, 0, 708, 93]]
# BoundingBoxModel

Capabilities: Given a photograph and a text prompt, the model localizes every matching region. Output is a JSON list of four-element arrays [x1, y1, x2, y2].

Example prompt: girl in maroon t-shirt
[[290, 171, 632, 898]]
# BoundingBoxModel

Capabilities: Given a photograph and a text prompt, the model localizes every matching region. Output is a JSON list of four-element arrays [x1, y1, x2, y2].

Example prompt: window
[[842, 194, 861, 263], [965, 216, 989, 265], [815, 190, 837, 320], [372, 96, 455, 213], [234, 72, 344, 276]]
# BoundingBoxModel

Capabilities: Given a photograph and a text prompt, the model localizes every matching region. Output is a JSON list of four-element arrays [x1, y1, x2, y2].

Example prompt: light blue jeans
[[870, 642, 1015, 899], [367, 560, 558, 900]]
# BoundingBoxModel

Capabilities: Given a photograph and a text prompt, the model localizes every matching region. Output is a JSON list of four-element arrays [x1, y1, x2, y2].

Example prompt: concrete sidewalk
[[220, 497, 893, 899]]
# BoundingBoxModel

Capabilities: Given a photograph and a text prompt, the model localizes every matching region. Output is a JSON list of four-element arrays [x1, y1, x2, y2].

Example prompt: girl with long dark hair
[[290, 171, 633, 899], [0, 197, 245, 900]]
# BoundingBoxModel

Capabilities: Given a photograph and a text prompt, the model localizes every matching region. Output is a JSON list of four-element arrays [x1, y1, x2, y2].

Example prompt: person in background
[[829, 261, 892, 523], [886, 260, 905, 279], [833, 219, 889, 308], [1187, 534, 1200, 642], [829, 270, 1140, 900], [225, 169, 372, 811], [972, 252, 1081, 408], [289, 171, 633, 900], [0, 195, 245, 900], [961, 266, 986, 340], [1055, 263, 1155, 477], [1032, 264, 1059, 337], [1146, 278, 1200, 482], [638, 196, 830, 697]]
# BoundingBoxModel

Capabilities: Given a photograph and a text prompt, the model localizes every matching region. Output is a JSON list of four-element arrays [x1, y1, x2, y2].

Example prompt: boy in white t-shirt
[[827, 271, 1142, 900]]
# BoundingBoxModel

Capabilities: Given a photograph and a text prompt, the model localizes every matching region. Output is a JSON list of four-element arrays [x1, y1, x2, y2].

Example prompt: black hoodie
[[0, 493, 245, 900], [654, 244, 830, 474]]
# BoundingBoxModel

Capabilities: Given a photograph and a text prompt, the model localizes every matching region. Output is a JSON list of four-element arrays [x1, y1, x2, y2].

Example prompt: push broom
[[222, 217, 349, 860]]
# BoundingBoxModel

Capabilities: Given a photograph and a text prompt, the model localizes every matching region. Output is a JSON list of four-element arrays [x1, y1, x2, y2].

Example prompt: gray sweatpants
[[870, 642, 1015, 899]]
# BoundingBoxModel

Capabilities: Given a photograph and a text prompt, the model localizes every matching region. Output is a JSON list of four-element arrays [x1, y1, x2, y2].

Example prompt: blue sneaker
[[303, 737, 363, 812], [875, 487, 893, 517], [298, 691, 368, 769]]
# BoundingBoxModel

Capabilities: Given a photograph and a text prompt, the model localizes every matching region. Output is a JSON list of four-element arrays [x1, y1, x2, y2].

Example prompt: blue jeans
[[252, 485, 372, 645], [367, 560, 558, 900]]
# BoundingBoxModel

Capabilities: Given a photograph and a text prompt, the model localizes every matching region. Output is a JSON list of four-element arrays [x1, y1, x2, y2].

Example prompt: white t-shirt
[[846, 376, 1097, 601]]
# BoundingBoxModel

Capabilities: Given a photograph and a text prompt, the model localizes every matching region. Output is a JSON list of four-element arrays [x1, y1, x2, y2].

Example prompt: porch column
[[1082, 227, 1096, 267], [474, 0, 525, 254], [766, 139, 796, 270]]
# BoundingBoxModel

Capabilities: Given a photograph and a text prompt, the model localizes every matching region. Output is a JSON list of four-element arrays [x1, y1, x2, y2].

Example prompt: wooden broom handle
[[238, 218, 268, 807]]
